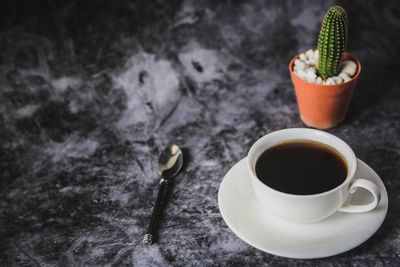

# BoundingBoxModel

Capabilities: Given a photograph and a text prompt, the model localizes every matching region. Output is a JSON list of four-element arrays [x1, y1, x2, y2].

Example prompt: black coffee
[[255, 140, 347, 195]]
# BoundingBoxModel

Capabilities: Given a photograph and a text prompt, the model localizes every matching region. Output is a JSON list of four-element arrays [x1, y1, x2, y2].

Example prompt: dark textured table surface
[[1, 0, 400, 265]]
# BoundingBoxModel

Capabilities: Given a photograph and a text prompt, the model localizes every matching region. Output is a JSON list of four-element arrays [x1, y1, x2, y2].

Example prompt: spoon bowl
[[158, 144, 183, 178]]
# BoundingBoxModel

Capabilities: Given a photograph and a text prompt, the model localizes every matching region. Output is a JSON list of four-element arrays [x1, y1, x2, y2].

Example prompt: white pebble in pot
[[306, 69, 317, 83], [295, 69, 306, 80], [339, 72, 351, 82], [340, 60, 357, 76], [294, 59, 304, 67], [326, 77, 335, 85], [305, 49, 314, 59], [314, 50, 319, 61], [333, 76, 343, 84]]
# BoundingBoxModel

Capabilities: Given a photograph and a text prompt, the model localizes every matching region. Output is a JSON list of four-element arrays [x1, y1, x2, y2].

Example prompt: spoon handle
[[143, 178, 168, 245]]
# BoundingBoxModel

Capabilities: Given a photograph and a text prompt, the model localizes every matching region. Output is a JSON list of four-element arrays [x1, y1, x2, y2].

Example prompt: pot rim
[[289, 51, 361, 87]]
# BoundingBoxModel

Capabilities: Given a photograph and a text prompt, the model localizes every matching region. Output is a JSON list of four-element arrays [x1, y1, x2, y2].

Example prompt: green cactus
[[317, 6, 348, 79]]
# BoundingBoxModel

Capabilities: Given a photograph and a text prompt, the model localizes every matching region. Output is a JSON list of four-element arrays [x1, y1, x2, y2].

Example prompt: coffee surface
[[255, 140, 347, 195]]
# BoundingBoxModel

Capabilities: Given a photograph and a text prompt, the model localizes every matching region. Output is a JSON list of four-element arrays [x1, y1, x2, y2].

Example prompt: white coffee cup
[[248, 128, 381, 223]]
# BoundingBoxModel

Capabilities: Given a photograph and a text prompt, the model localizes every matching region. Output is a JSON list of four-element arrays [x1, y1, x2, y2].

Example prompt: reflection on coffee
[[255, 140, 347, 195]]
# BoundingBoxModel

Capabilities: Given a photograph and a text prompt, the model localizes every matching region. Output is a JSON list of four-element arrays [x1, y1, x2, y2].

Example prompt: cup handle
[[338, 179, 381, 213]]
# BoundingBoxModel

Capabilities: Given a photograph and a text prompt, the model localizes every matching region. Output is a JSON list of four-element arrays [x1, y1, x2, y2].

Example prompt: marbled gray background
[[1, 0, 399, 265]]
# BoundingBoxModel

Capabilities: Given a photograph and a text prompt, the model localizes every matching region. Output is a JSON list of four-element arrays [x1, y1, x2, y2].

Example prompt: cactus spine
[[317, 6, 348, 79]]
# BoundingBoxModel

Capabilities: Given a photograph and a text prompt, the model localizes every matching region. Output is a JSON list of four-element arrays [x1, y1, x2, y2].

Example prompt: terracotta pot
[[289, 52, 361, 129]]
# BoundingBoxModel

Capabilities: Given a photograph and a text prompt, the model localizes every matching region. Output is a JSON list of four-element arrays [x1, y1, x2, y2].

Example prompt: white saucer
[[218, 157, 388, 259]]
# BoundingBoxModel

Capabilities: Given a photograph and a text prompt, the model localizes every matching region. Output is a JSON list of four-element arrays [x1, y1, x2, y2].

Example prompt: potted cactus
[[289, 6, 361, 129]]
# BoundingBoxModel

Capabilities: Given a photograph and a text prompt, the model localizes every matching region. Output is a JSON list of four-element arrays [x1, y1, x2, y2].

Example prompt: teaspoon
[[142, 144, 183, 245]]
